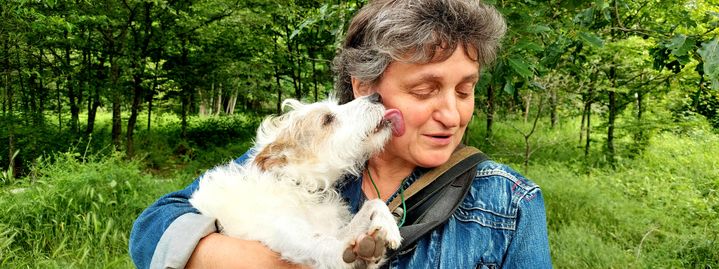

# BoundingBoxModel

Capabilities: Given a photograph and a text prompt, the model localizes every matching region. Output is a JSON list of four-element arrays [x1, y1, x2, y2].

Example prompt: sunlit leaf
[[508, 57, 534, 79], [698, 38, 719, 90], [528, 25, 552, 34], [503, 81, 515, 95], [579, 32, 604, 48]]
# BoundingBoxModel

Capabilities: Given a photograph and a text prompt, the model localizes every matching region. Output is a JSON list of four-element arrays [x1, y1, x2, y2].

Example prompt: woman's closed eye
[[456, 83, 476, 99], [410, 87, 438, 99]]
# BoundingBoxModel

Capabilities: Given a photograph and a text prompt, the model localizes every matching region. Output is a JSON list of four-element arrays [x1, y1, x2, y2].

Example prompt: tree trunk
[[4, 40, 16, 178], [635, 89, 644, 140], [285, 24, 302, 100], [86, 53, 105, 136], [181, 89, 189, 139], [485, 84, 495, 141], [606, 0, 619, 168], [584, 87, 593, 159], [523, 91, 532, 123], [66, 30, 80, 135], [275, 68, 283, 114], [214, 83, 222, 116], [35, 48, 47, 126], [1, 40, 6, 116], [57, 78, 62, 131], [180, 38, 190, 139], [28, 52, 39, 126], [198, 88, 207, 116], [309, 42, 318, 102], [579, 93, 586, 145], [15, 44, 28, 126], [147, 56, 160, 132], [110, 53, 122, 149], [523, 96, 545, 173], [273, 32, 283, 113], [226, 88, 238, 115], [147, 90, 153, 131], [549, 88, 560, 127], [126, 73, 143, 156], [607, 87, 616, 166]]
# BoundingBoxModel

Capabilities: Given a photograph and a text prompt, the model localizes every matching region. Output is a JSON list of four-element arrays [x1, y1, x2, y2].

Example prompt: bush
[[185, 114, 261, 149], [0, 151, 179, 268]]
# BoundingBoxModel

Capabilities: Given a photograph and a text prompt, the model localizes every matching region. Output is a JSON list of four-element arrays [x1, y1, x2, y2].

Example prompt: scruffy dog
[[189, 94, 403, 269]]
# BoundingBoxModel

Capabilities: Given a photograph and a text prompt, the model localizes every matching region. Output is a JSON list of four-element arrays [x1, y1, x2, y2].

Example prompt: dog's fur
[[189, 95, 402, 269]]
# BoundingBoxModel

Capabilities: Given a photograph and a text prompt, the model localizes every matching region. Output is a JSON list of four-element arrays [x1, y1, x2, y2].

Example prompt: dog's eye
[[322, 113, 335, 127]]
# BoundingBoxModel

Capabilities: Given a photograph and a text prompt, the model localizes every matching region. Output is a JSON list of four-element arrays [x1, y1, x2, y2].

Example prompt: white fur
[[189, 95, 402, 269]]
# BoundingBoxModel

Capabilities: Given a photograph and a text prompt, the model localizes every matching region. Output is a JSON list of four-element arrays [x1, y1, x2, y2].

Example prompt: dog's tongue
[[383, 109, 405, 137]]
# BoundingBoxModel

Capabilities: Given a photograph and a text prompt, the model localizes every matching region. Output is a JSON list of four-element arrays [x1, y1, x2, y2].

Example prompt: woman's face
[[355, 45, 479, 168]]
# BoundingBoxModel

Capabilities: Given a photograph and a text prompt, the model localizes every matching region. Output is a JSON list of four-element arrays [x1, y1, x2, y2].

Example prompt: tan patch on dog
[[254, 107, 336, 172], [254, 142, 289, 171]]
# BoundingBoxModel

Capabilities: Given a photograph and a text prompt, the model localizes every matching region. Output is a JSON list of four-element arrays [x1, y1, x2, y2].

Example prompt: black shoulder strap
[[383, 146, 489, 261]]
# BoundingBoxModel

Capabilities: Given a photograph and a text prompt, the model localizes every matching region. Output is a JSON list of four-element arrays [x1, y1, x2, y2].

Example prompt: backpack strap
[[384, 145, 489, 260]]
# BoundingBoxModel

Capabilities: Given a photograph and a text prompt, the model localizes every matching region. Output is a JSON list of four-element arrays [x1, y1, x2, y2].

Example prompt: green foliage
[[0, 150, 19, 184], [1, 0, 719, 267], [0, 151, 177, 268], [185, 114, 261, 149]]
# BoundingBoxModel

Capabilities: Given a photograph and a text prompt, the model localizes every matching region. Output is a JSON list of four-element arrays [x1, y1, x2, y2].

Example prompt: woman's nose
[[433, 93, 461, 128]]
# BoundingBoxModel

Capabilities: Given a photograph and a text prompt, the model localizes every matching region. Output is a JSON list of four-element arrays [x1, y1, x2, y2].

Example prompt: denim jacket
[[129, 153, 552, 269]]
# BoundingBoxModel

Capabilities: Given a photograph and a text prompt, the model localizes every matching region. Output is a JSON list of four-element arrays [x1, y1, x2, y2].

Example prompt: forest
[[1, 0, 718, 268]]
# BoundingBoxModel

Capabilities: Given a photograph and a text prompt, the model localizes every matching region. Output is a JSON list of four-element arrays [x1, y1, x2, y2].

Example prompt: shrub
[[0, 151, 178, 268]]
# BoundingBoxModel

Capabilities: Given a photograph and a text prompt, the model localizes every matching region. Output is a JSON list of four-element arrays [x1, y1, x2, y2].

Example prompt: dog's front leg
[[339, 199, 403, 268]]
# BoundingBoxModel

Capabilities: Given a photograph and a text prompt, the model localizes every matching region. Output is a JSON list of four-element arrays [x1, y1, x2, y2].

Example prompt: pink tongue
[[383, 109, 405, 137]]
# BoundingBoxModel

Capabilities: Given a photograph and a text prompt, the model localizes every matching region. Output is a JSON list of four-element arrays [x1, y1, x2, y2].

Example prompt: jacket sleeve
[[129, 152, 253, 269], [502, 188, 553, 268]]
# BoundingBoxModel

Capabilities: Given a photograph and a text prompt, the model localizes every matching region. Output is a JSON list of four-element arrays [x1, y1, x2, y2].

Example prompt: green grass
[[0, 112, 717, 268], [0, 151, 180, 268], [465, 115, 719, 268]]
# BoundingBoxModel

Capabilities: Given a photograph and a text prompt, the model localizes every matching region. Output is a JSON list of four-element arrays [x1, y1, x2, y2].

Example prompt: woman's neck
[[362, 152, 416, 201]]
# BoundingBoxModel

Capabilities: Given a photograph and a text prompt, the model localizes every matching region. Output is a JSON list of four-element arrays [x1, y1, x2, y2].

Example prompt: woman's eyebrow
[[403, 73, 479, 88], [461, 74, 480, 83], [399, 74, 440, 89]]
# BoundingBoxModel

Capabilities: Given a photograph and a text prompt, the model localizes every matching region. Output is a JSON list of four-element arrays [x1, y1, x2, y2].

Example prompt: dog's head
[[251, 94, 399, 190]]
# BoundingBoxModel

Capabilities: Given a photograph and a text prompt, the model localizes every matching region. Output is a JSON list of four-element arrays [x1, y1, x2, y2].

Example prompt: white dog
[[189, 94, 403, 269]]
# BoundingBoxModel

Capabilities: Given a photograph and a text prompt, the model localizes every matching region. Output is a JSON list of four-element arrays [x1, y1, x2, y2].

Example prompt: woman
[[129, 0, 552, 268]]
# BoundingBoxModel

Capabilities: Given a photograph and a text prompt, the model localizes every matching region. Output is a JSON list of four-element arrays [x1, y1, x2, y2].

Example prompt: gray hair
[[332, 0, 507, 104]]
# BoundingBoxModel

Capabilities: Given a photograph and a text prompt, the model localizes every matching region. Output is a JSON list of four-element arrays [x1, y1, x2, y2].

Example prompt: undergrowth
[[0, 112, 716, 268], [0, 151, 179, 268]]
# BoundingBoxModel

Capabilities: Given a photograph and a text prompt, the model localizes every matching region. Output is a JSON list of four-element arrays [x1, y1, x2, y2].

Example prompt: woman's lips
[[425, 134, 453, 145]]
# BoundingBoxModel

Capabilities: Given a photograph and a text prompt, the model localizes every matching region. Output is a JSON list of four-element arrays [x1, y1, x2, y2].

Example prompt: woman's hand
[[186, 233, 310, 269]]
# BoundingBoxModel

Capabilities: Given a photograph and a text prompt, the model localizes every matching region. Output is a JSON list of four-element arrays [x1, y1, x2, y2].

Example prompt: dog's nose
[[368, 93, 382, 104]]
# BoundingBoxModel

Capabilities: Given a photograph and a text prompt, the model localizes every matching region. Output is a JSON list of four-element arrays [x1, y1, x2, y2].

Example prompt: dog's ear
[[281, 99, 304, 112], [253, 142, 288, 171]]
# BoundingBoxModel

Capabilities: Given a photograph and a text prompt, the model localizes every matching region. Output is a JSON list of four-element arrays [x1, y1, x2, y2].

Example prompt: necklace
[[366, 166, 407, 227]]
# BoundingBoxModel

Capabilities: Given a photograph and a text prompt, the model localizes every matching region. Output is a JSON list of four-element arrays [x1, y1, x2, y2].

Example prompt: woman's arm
[[129, 151, 308, 269], [502, 189, 553, 268], [129, 179, 211, 268], [186, 233, 309, 269]]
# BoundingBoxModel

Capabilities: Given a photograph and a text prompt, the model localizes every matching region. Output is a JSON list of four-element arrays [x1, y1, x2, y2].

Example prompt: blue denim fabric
[[341, 161, 552, 268], [129, 153, 552, 268]]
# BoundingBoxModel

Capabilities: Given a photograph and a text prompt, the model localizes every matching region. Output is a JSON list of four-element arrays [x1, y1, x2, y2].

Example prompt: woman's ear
[[351, 77, 372, 99]]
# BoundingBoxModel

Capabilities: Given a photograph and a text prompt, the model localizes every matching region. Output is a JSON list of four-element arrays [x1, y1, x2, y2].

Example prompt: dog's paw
[[383, 223, 402, 250], [342, 228, 388, 265], [367, 205, 402, 250]]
